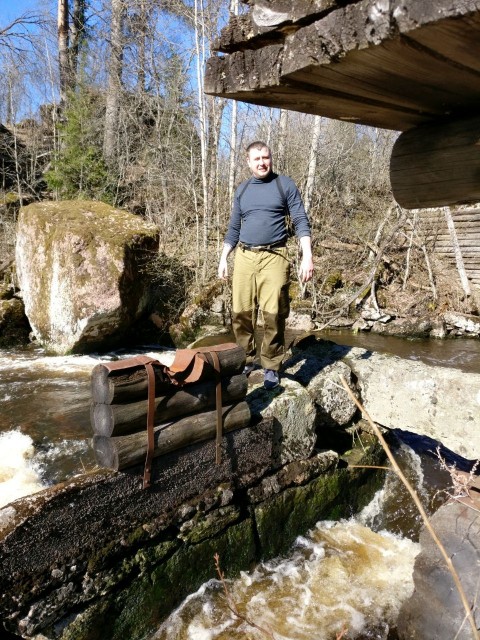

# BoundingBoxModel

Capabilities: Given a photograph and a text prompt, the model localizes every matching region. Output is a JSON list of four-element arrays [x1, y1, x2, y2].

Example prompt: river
[[0, 332, 478, 639]]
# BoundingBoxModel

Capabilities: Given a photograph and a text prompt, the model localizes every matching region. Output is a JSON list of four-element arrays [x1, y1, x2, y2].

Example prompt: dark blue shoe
[[264, 368, 279, 390]]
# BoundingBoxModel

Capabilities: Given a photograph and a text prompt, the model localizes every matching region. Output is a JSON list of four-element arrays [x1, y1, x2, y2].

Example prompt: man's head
[[246, 141, 272, 179]]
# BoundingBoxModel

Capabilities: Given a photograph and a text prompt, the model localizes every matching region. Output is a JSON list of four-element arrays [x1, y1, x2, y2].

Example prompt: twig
[[339, 376, 480, 640], [214, 553, 277, 639], [434, 446, 480, 502], [336, 624, 348, 639]]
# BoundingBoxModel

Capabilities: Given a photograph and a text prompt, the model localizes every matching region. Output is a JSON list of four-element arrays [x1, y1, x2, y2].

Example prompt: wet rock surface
[[398, 478, 480, 640], [246, 374, 317, 464]]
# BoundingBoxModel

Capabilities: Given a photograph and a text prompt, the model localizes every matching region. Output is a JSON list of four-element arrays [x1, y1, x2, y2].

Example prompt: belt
[[238, 240, 286, 252]]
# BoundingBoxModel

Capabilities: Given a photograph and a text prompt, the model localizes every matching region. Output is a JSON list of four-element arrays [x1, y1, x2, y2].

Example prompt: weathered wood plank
[[390, 116, 480, 208], [215, 0, 355, 53], [434, 240, 480, 247], [407, 14, 480, 74], [206, 0, 480, 132]]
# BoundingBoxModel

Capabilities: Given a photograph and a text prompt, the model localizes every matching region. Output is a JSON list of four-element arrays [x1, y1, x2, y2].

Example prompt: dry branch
[[339, 376, 480, 640]]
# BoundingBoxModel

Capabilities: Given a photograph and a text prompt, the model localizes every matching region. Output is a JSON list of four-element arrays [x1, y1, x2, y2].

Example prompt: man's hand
[[218, 243, 233, 280], [298, 236, 314, 282]]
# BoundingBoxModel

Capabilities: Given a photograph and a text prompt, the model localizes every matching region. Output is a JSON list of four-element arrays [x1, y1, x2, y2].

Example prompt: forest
[[0, 0, 475, 336]]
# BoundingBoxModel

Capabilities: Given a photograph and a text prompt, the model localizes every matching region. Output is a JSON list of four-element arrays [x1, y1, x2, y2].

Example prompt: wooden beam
[[390, 116, 480, 209]]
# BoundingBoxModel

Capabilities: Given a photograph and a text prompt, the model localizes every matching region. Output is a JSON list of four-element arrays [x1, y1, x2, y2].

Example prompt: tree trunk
[[390, 116, 480, 209], [304, 115, 321, 212], [93, 401, 251, 470], [444, 206, 471, 297], [58, 0, 70, 105], [104, 0, 124, 165], [69, 0, 86, 87], [227, 0, 239, 205], [91, 373, 247, 437], [276, 108, 288, 174]]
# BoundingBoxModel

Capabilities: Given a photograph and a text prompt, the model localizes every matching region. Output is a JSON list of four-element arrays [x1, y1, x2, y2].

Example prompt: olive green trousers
[[231, 245, 290, 371]]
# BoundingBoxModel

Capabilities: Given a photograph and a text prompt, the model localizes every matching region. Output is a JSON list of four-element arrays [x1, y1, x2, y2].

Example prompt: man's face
[[247, 146, 272, 179]]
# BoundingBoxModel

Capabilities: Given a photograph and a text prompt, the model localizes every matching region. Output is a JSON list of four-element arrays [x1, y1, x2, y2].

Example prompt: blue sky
[[0, 0, 55, 24]]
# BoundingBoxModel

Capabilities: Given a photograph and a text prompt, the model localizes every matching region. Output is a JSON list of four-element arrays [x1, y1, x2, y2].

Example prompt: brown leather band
[[143, 361, 156, 489], [210, 350, 223, 465], [167, 342, 237, 385], [100, 355, 158, 372]]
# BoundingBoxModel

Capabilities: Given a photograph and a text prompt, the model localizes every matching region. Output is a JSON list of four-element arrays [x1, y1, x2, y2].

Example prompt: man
[[218, 141, 314, 389]]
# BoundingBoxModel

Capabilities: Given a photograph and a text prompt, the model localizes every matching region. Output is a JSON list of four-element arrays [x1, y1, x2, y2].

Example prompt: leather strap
[[167, 342, 237, 385], [100, 354, 158, 372], [143, 361, 156, 489], [210, 350, 223, 465], [98, 343, 237, 485]]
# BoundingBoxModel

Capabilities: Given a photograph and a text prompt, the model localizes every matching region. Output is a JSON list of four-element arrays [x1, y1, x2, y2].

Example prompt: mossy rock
[[59, 519, 256, 640], [15, 200, 159, 353]]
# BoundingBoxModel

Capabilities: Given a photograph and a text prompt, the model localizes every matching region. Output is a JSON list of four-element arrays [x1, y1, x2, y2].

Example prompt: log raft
[[91, 373, 247, 437], [90, 344, 251, 473], [93, 402, 251, 471]]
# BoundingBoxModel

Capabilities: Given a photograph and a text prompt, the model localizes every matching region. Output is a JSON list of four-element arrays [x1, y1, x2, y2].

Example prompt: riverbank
[[0, 334, 478, 639]]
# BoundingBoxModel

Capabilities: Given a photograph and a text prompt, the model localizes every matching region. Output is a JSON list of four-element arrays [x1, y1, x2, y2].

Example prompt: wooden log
[[434, 239, 480, 247], [91, 373, 247, 437], [93, 402, 251, 471], [390, 115, 480, 209], [91, 344, 245, 404]]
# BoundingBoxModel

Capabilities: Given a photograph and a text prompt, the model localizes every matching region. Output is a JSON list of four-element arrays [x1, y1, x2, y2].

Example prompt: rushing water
[[0, 334, 477, 638], [151, 440, 452, 640]]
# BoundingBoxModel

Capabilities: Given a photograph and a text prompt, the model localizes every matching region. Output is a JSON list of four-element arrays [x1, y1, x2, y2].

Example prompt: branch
[[214, 553, 277, 639], [339, 376, 480, 640]]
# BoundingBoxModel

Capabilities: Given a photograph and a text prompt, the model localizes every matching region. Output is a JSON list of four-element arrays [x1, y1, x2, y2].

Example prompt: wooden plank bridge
[[205, 0, 480, 292]]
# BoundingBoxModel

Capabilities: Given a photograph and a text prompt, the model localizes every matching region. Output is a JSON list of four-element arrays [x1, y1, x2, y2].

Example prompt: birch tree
[[304, 115, 322, 212], [104, 0, 125, 165]]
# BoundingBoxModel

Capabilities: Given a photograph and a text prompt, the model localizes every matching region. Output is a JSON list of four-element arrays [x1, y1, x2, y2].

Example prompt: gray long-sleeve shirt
[[224, 173, 311, 248]]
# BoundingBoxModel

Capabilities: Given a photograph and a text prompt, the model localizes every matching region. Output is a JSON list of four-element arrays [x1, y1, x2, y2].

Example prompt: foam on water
[[153, 520, 420, 640], [0, 430, 45, 509]]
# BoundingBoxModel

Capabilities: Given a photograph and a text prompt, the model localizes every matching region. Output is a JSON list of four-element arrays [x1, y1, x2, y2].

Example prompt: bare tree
[[304, 115, 322, 212], [58, 0, 70, 105], [104, 0, 125, 165]]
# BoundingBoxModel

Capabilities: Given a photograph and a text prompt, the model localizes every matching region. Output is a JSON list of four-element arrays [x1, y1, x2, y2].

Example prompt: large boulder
[[344, 349, 480, 460], [15, 201, 159, 354], [397, 483, 480, 640]]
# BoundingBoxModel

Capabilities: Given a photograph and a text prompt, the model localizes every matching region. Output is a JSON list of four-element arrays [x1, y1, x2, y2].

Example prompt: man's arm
[[218, 243, 233, 280], [298, 236, 314, 283]]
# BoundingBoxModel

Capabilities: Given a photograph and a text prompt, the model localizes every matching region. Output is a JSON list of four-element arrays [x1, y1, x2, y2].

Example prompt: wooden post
[[390, 116, 480, 209]]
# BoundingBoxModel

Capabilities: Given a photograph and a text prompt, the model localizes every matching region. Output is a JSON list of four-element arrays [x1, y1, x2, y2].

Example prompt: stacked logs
[[90, 344, 250, 472]]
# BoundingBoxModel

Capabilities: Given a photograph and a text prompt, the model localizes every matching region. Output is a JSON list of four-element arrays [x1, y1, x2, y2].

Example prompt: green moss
[[255, 441, 384, 558], [72, 519, 256, 640]]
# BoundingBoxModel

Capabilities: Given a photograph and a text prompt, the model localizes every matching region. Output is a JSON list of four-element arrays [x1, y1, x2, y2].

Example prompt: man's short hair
[[246, 141, 271, 155]]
